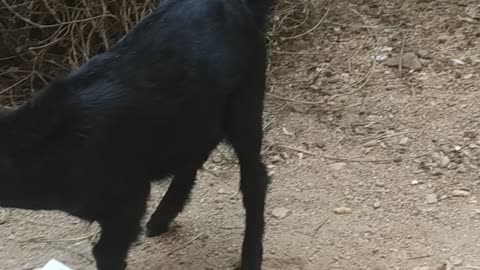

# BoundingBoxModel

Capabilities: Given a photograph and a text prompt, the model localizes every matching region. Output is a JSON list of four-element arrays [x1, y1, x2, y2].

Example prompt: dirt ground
[[1, 0, 480, 269]]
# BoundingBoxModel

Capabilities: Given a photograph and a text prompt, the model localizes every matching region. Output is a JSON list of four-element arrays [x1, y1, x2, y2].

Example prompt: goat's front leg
[[93, 185, 149, 270]]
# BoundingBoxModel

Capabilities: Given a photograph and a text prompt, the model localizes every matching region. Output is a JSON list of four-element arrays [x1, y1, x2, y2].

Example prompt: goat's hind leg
[[226, 87, 269, 270], [146, 166, 199, 237]]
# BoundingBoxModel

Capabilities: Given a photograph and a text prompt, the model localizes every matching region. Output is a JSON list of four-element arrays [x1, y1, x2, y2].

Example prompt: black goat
[[0, 0, 273, 269]]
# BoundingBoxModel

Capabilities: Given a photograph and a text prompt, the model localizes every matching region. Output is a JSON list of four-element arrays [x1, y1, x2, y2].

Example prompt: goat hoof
[[145, 223, 170, 237]]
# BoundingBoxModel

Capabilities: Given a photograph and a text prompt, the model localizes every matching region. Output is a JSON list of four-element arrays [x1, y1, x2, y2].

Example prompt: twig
[[8, 216, 72, 229], [1, 0, 114, 29], [398, 34, 407, 76], [267, 92, 323, 106], [0, 75, 31, 95], [322, 155, 403, 164], [166, 233, 205, 256], [360, 131, 412, 143], [271, 144, 318, 156], [263, 104, 287, 131], [313, 218, 329, 236], [24, 230, 100, 243], [407, 254, 432, 260], [271, 50, 319, 55], [283, 1, 331, 40]]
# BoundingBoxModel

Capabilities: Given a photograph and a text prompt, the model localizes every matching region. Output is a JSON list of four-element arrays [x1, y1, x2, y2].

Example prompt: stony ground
[[1, 0, 480, 269]]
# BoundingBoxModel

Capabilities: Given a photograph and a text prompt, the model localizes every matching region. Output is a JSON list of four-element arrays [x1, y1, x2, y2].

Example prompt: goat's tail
[[243, 0, 274, 27]]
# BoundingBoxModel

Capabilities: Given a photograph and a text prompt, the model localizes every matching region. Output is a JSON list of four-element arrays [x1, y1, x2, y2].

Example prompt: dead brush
[[0, 0, 157, 106]]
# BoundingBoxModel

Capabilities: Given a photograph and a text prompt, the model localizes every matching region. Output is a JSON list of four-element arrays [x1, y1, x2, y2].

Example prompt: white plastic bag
[[38, 259, 73, 270]]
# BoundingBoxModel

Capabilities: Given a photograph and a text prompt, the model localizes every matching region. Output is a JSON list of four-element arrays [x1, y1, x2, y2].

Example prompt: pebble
[[411, 180, 420, 185], [0, 210, 7, 225], [364, 140, 379, 147], [451, 59, 465, 65], [413, 267, 431, 270], [375, 180, 385, 187], [384, 53, 422, 71], [212, 155, 223, 164], [334, 207, 353, 215], [464, 74, 474, 79], [425, 194, 438, 204], [457, 164, 467, 173], [417, 49, 431, 59], [437, 34, 450, 42], [372, 262, 389, 270], [451, 189, 471, 197], [330, 162, 347, 170], [439, 156, 450, 168], [399, 137, 410, 146], [373, 200, 382, 209], [449, 256, 463, 266], [434, 262, 448, 270], [272, 207, 290, 219]]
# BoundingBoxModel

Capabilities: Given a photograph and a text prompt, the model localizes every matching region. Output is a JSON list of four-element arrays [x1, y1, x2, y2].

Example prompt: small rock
[[434, 262, 448, 270], [457, 164, 467, 173], [417, 49, 431, 59], [271, 155, 283, 163], [282, 127, 295, 137], [212, 155, 223, 164], [449, 256, 463, 266], [425, 194, 438, 204], [411, 180, 420, 185], [334, 207, 353, 215], [218, 188, 227, 194], [372, 262, 389, 270], [330, 162, 347, 170], [464, 74, 474, 79], [364, 140, 379, 147], [399, 137, 410, 145], [272, 207, 290, 219], [0, 210, 7, 225], [375, 180, 385, 187], [452, 189, 471, 197], [373, 200, 382, 209], [384, 53, 422, 71], [451, 59, 465, 65], [439, 156, 450, 168], [440, 145, 450, 153], [438, 34, 450, 42], [413, 267, 431, 270]]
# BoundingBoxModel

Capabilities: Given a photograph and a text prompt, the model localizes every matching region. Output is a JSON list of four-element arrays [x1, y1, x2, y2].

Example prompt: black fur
[[0, 0, 273, 269]]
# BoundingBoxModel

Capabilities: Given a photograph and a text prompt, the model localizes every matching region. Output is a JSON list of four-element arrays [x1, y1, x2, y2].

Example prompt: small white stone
[[330, 162, 347, 170], [334, 207, 353, 215], [425, 194, 438, 204], [449, 256, 463, 266], [272, 207, 290, 219], [399, 137, 410, 145], [452, 190, 471, 197]]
